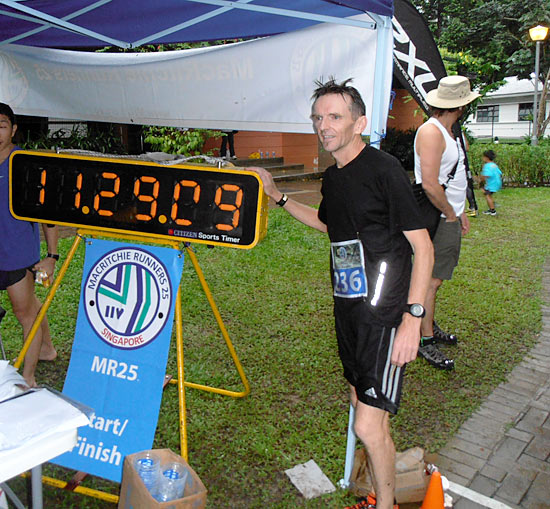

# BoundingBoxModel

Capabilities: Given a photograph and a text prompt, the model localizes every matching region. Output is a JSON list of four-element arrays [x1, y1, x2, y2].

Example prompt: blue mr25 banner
[[53, 238, 184, 482]]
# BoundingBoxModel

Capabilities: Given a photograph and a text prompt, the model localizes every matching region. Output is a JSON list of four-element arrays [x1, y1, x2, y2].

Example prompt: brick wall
[[387, 89, 425, 131], [204, 131, 322, 170]]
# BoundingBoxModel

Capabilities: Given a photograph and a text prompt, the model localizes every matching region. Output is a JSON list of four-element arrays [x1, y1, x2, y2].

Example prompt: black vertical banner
[[392, 0, 447, 114], [392, 0, 478, 209]]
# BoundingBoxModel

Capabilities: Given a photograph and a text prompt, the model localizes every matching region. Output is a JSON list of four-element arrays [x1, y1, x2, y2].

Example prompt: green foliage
[[1, 187, 549, 507], [440, 48, 503, 93], [19, 125, 125, 154], [412, 0, 550, 83], [96, 41, 218, 53], [469, 142, 550, 185], [381, 128, 417, 172], [143, 126, 223, 156]]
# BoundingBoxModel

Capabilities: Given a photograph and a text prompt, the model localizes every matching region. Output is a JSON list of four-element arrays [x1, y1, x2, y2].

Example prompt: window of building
[[518, 103, 533, 121], [476, 105, 499, 123]]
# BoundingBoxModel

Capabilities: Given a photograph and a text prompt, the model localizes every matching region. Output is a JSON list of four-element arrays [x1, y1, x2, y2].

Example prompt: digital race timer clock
[[9, 151, 268, 249]]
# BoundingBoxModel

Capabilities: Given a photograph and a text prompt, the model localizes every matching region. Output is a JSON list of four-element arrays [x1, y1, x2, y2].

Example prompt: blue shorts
[[334, 299, 405, 414]]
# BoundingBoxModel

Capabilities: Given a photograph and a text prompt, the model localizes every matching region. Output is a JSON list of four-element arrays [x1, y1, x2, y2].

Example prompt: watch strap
[[47, 253, 60, 261], [276, 194, 288, 207], [404, 303, 425, 318]]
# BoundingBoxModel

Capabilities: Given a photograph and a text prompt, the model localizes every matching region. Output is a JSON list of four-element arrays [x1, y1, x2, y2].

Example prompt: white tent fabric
[[0, 13, 392, 135]]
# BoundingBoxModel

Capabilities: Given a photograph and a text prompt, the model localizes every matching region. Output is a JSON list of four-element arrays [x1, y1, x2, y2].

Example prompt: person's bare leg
[[351, 387, 395, 509], [39, 317, 57, 361], [486, 193, 495, 210], [421, 277, 442, 338], [7, 272, 45, 387]]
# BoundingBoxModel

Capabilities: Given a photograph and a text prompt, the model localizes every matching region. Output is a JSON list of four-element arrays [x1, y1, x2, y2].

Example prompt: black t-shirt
[[318, 145, 426, 326]]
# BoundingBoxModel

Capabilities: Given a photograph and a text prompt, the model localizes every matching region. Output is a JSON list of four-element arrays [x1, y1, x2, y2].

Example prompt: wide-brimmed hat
[[426, 76, 480, 108]]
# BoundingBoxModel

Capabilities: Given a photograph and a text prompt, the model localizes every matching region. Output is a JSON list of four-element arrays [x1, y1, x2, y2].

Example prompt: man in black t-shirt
[[249, 78, 433, 509]]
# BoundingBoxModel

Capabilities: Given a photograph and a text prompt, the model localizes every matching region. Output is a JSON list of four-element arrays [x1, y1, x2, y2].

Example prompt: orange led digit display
[[214, 184, 243, 231], [9, 151, 268, 249], [171, 179, 200, 226], [74, 173, 83, 209], [39, 169, 46, 204], [134, 175, 159, 221], [94, 171, 120, 217]]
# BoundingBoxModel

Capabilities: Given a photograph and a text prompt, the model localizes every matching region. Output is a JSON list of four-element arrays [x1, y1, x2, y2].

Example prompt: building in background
[[466, 76, 549, 141]]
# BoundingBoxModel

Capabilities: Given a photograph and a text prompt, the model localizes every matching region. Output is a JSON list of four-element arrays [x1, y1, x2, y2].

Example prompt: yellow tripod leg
[[169, 246, 250, 399]]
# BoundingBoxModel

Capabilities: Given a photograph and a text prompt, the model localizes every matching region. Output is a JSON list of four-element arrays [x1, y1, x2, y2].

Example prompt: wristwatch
[[404, 303, 425, 318]]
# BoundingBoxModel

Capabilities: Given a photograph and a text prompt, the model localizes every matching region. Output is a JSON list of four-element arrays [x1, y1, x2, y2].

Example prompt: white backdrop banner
[[0, 14, 391, 134]]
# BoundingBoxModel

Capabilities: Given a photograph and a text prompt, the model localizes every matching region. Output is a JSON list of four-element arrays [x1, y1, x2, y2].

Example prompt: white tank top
[[414, 117, 467, 217]]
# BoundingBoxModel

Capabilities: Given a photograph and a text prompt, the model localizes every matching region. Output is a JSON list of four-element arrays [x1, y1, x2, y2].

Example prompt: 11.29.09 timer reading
[[9, 152, 267, 248]]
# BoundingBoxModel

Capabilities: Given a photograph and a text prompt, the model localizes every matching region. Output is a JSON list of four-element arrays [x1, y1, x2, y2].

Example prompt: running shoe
[[344, 494, 398, 509], [433, 322, 458, 345], [482, 209, 497, 216], [466, 208, 478, 217], [418, 344, 454, 370], [344, 500, 369, 509]]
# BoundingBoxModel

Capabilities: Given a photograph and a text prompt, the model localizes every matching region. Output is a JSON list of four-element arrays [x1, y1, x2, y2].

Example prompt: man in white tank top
[[414, 76, 479, 370]]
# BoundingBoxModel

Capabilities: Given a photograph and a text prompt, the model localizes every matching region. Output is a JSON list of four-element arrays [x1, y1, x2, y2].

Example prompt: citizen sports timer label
[[84, 247, 173, 349]]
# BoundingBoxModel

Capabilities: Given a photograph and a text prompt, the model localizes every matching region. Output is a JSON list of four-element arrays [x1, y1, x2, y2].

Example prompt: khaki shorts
[[432, 218, 462, 280]]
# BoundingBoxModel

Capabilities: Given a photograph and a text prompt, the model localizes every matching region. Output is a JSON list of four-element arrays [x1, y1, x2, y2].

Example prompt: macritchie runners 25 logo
[[84, 247, 173, 349]]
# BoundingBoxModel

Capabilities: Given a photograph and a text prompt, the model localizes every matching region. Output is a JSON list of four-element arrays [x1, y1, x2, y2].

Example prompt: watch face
[[409, 303, 425, 317]]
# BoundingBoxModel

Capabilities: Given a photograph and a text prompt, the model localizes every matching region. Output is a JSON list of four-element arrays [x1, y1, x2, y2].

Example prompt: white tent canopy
[[0, 1, 394, 140]]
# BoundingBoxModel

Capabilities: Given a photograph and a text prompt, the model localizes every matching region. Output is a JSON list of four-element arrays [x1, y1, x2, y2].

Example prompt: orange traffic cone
[[420, 471, 444, 508]]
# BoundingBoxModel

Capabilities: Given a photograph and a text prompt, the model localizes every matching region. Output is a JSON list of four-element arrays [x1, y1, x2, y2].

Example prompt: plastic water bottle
[[154, 462, 189, 502], [259, 150, 263, 159], [134, 452, 161, 495], [272, 151, 276, 158], [35, 270, 51, 287]]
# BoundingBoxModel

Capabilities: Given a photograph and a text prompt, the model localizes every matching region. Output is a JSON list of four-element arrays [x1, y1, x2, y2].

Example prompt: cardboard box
[[395, 447, 430, 504], [349, 447, 429, 504], [118, 449, 207, 509]]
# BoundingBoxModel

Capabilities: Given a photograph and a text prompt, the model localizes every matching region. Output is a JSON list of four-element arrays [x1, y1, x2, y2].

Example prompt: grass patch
[[1, 187, 548, 508]]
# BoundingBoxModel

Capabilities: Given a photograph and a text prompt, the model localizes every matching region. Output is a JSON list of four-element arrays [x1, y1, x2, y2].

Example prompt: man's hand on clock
[[247, 166, 280, 201]]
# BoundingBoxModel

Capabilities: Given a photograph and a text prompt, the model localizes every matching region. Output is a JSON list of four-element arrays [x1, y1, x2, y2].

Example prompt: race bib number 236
[[331, 239, 368, 298]]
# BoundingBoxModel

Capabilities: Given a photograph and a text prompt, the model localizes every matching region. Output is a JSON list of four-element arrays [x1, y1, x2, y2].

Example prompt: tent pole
[[368, 14, 393, 149]]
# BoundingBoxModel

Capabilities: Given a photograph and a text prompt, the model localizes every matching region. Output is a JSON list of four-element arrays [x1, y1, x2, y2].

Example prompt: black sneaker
[[433, 322, 458, 345], [418, 344, 454, 370]]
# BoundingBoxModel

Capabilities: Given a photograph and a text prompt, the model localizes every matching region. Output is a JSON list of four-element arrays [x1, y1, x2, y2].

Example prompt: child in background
[[480, 150, 502, 216]]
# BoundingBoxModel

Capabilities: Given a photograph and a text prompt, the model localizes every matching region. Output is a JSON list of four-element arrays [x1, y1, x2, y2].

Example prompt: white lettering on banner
[[33, 59, 254, 85], [74, 437, 122, 466], [91, 355, 139, 381], [88, 414, 129, 437], [392, 17, 436, 99]]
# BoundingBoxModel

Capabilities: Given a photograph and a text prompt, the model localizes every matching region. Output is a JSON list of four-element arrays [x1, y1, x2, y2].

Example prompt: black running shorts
[[0, 265, 35, 291], [334, 299, 405, 414]]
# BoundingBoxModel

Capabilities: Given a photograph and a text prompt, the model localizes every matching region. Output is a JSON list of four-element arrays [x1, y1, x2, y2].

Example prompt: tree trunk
[[537, 67, 549, 139]]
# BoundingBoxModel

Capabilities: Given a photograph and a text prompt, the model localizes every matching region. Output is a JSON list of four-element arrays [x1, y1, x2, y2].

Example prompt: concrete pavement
[[434, 263, 550, 508]]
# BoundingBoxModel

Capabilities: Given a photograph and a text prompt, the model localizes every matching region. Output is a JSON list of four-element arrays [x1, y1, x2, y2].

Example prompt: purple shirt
[[0, 147, 40, 270]]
